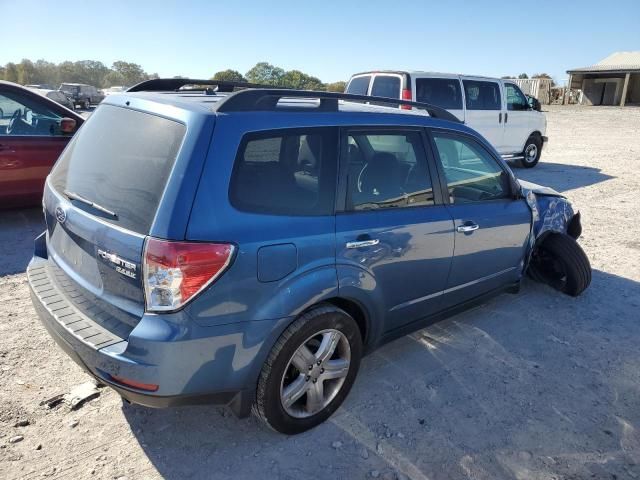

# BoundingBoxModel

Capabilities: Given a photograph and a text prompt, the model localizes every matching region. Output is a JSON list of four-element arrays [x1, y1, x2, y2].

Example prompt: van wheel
[[253, 305, 362, 434], [521, 135, 542, 168], [84, 99, 91, 109], [528, 234, 591, 296]]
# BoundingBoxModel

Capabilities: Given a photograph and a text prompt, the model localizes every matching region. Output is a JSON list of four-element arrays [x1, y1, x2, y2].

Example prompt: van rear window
[[50, 105, 185, 234], [371, 76, 401, 99], [346, 76, 371, 95], [415, 78, 463, 110]]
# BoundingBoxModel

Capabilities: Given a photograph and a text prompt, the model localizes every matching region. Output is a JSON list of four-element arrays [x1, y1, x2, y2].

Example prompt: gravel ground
[[1, 105, 639, 480]]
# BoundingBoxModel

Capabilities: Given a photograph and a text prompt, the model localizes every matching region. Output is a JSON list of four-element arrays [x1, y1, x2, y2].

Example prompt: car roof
[[102, 89, 474, 134]]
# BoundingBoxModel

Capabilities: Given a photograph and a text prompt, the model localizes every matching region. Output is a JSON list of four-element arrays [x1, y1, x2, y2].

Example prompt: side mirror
[[60, 117, 77, 134], [527, 96, 542, 112]]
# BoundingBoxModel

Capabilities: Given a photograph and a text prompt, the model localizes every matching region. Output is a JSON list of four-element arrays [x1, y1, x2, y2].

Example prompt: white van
[[345, 71, 547, 168]]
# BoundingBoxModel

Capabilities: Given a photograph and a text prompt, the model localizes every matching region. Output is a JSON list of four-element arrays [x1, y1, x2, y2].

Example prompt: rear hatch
[[43, 104, 188, 338]]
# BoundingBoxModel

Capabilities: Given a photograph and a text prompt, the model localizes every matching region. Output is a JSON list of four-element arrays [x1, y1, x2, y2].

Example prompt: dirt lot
[[1, 105, 640, 480]]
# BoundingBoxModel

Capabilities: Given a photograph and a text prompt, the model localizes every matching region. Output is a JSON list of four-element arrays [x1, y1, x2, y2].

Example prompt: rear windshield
[[371, 76, 401, 99], [50, 105, 186, 234], [60, 84, 79, 93], [415, 78, 463, 109], [346, 76, 371, 95]]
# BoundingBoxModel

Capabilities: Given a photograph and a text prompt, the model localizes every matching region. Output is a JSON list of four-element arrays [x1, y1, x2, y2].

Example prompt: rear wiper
[[63, 190, 118, 218]]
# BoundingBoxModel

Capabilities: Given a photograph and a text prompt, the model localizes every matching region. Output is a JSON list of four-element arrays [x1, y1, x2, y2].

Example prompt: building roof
[[567, 51, 640, 74]]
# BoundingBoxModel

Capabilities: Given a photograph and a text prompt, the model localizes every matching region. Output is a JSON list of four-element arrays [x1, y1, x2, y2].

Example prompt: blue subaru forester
[[28, 79, 590, 434]]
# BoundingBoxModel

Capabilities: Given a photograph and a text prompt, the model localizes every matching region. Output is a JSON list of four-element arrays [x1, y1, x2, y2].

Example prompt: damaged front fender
[[519, 179, 580, 270]]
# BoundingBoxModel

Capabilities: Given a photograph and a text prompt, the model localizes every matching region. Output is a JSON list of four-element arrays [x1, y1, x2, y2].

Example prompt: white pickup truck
[[346, 71, 548, 168]]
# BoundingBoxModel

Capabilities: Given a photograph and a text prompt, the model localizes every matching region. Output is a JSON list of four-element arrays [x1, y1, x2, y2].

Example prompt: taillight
[[143, 237, 234, 312], [401, 88, 412, 110]]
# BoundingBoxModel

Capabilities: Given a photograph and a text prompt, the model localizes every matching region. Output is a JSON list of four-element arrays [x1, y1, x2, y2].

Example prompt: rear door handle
[[346, 239, 380, 249], [457, 223, 479, 233], [504, 112, 508, 123], [498, 113, 502, 123]]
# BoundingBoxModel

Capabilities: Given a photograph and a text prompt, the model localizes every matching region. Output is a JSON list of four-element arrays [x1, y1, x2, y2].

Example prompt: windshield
[[49, 105, 186, 234]]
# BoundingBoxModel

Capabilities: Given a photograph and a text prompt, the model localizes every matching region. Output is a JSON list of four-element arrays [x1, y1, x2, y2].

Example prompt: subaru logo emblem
[[54, 206, 67, 224]]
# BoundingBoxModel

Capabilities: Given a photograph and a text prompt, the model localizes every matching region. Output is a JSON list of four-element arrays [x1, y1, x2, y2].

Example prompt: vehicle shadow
[[511, 161, 614, 193], [0, 207, 44, 275], [122, 269, 640, 479]]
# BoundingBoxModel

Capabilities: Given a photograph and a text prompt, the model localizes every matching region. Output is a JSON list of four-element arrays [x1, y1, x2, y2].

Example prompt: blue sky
[[1, 0, 639, 85]]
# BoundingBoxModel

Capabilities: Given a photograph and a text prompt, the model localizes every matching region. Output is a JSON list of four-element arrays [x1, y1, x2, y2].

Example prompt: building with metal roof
[[567, 51, 640, 106]]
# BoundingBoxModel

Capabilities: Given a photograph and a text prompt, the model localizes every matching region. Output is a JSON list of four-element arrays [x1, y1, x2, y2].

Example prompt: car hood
[[517, 179, 564, 198]]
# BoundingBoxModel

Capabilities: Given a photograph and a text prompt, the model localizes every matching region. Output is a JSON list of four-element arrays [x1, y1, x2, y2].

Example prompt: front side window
[[432, 133, 510, 204], [415, 78, 463, 109], [370, 76, 401, 99], [0, 91, 64, 136], [463, 80, 501, 110], [346, 131, 434, 211], [505, 83, 528, 111], [346, 76, 371, 95], [230, 128, 337, 215]]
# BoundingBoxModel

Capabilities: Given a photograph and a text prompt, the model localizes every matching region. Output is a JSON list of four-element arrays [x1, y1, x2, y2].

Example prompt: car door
[[461, 77, 505, 152], [428, 130, 531, 307], [502, 81, 532, 153], [0, 88, 72, 207], [335, 128, 455, 332]]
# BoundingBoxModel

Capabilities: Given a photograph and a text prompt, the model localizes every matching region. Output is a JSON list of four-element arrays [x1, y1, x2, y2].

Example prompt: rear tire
[[253, 305, 362, 434], [84, 98, 91, 109], [521, 135, 542, 168], [528, 234, 591, 296]]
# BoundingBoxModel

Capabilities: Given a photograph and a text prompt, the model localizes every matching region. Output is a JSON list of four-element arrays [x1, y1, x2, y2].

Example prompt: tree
[[17, 59, 37, 85], [103, 70, 126, 87], [325, 81, 347, 92], [212, 69, 246, 83], [500, 75, 514, 79], [518, 73, 529, 79], [280, 70, 324, 90], [532, 73, 555, 87], [112, 61, 147, 87], [245, 62, 285, 85], [4, 63, 19, 83]]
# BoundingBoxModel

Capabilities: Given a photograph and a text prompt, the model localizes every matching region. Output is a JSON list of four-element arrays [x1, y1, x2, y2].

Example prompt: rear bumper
[[28, 240, 288, 416]]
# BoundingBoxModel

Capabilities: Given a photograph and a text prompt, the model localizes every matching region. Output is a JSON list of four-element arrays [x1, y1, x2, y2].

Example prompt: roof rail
[[126, 78, 273, 93], [215, 89, 461, 123]]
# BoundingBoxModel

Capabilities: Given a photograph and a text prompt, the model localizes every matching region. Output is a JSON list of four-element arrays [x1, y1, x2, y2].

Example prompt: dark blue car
[[28, 80, 591, 434]]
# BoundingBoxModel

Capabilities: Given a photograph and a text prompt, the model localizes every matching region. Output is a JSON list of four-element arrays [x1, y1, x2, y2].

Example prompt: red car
[[0, 81, 83, 208]]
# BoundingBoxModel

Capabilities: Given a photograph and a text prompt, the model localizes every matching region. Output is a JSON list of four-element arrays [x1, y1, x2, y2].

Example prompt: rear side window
[[230, 128, 338, 216], [463, 80, 501, 110], [50, 105, 185, 234], [370, 76, 401, 99], [346, 76, 371, 95], [415, 78, 463, 109]]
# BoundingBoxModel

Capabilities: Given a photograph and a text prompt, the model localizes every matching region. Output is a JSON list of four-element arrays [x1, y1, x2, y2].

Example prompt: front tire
[[521, 135, 542, 168], [528, 234, 591, 296], [253, 305, 362, 434]]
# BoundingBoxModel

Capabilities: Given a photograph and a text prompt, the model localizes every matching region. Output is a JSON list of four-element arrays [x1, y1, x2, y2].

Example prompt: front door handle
[[504, 112, 508, 123], [346, 239, 380, 249], [499, 112, 502, 123], [457, 223, 479, 233]]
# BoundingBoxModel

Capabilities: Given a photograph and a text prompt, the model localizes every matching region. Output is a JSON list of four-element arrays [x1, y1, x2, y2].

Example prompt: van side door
[[461, 78, 505, 152], [502, 82, 532, 154]]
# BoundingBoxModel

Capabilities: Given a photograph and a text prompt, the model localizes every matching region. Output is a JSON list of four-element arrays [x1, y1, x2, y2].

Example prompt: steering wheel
[[6, 109, 22, 135]]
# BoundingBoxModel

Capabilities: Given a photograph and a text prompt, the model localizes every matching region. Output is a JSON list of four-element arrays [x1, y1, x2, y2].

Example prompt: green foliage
[[518, 73, 529, 79], [325, 81, 347, 92], [0, 59, 156, 88], [245, 62, 285, 85], [1, 59, 348, 93], [212, 69, 247, 82]]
